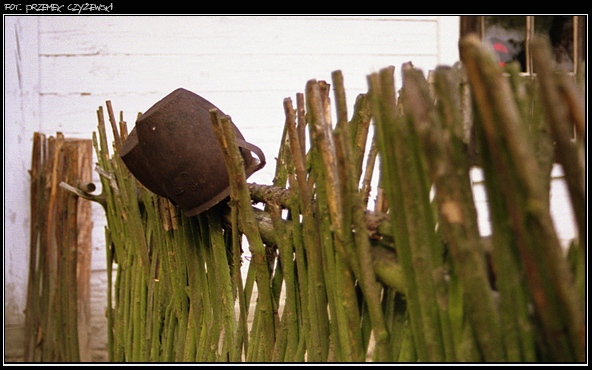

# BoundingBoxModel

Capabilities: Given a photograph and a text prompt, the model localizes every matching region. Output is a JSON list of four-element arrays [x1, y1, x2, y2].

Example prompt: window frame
[[460, 15, 586, 75]]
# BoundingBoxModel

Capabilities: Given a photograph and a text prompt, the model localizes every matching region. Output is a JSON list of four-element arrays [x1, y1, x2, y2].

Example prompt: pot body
[[120, 127, 169, 198], [121, 88, 265, 216]]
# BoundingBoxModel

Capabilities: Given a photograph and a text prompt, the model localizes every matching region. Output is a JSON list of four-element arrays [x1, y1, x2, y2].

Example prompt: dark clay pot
[[120, 88, 265, 216]]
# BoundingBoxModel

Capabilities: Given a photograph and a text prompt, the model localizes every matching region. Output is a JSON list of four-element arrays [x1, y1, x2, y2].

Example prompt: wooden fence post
[[24, 133, 93, 362]]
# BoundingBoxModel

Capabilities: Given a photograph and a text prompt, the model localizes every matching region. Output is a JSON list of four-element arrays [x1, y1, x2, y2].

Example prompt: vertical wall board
[[5, 17, 41, 365]]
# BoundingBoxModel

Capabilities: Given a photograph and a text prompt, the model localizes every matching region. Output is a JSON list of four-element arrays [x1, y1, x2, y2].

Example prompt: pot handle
[[237, 139, 266, 177]]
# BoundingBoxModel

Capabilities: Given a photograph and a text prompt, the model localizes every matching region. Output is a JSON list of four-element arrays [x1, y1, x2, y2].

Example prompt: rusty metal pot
[[120, 127, 170, 198], [120, 88, 265, 216]]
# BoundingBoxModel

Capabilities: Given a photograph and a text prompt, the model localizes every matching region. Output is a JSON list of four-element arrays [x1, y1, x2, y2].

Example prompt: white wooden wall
[[4, 15, 576, 362]]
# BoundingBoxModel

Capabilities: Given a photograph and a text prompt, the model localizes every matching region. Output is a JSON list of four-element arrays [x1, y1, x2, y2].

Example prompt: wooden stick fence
[[61, 35, 584, 362]]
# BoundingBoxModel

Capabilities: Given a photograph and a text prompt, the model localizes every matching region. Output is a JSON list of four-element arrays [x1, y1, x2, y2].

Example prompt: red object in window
[[493, 42, 509, 53], [490, 38, 510, 67]]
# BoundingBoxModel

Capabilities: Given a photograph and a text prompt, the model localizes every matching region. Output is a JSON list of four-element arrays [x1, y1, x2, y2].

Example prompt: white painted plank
[[40, 53, 438, 95], [550, 177, 577, 245], [39, 16, 439, 57], [436, 16, 461, 65]]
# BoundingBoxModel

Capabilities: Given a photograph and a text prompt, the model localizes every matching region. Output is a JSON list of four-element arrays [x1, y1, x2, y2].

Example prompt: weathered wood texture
[[23, 134, 93, 362]]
